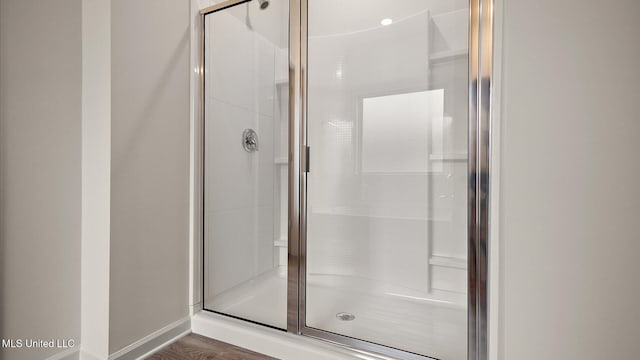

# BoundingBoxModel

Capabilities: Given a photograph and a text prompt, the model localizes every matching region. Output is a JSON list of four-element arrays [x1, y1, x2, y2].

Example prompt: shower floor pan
[[205, 267, 466, 360]]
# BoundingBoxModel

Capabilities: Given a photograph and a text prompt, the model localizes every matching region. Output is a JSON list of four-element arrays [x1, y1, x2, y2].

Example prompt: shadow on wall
[[111, 27, 190, 174]]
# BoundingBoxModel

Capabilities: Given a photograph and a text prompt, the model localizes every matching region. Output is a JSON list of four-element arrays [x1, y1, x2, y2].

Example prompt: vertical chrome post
[[287, 0, 302, 334], [469, 0, 492, 359], [297, 0, 309, 333], [478, 0, 493, 357], [199, 12, 206, 308], [468, 0, 479, 354]]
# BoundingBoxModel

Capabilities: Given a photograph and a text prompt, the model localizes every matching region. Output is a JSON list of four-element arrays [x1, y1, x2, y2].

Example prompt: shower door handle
[[304, 146, 310, 173]]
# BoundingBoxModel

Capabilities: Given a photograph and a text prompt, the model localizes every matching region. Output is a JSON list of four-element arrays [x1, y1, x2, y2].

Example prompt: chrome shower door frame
[[198, 0, 493, 359], [288, 0, 493, 359]]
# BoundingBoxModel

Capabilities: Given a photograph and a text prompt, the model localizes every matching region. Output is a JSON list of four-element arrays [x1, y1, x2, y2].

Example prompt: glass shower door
[[202, 0, 289, 329], [303, 1, 470, 358]]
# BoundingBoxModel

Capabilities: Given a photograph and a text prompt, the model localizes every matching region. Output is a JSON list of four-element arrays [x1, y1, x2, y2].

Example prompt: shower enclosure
[[199, 0, 492, 359]]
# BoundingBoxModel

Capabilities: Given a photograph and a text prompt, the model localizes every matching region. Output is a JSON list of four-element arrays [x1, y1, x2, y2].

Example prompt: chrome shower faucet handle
[[242, 128, 259, 152]]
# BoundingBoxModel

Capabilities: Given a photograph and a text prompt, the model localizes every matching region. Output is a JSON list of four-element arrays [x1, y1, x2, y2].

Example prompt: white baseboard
[[46, 347, 80, 360], [108, 317, 191, 360]]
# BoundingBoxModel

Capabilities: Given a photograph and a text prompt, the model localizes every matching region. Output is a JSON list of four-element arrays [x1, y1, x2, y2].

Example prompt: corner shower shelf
[[275, 78, 289, 87], [274, 238, 287, 247]]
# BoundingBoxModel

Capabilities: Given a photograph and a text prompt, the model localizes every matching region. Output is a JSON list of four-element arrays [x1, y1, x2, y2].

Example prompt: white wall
[[1, 0, 193, 358], [498, 0, 640, 359], [0, 1, 82, 359], [81, 0, 111, 357], [109, 0, 191, 354]]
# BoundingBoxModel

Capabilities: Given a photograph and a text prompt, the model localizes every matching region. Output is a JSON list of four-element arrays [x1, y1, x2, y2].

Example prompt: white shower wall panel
[[257, 113, 275, 206], [307, 212, 430, 293], [205, 99, 257, 212], [306, 2, 469, 299], [207, 208, 257, 297], [208, 12, 254, 112], [204, 8, 279, 299]]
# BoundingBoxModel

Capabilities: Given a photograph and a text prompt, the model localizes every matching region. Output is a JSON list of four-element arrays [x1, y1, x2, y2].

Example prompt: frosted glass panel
[[202, 0, 289, 330], [305, 0, 469, 358]]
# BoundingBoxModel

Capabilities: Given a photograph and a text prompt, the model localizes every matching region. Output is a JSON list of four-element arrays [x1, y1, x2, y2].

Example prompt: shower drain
[[336, 312, 356, 321]]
